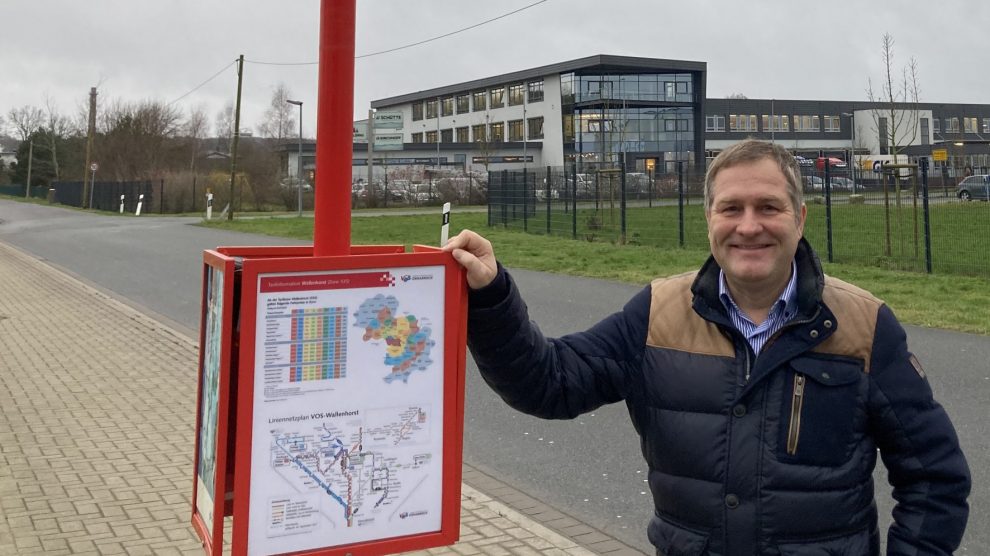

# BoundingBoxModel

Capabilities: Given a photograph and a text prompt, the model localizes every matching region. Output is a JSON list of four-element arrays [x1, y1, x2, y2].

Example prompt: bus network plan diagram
[[249, 268, 446, 552], [268, 406, 431, 532]]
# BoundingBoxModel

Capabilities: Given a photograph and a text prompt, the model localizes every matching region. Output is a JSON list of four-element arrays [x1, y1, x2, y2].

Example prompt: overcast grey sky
[[3, 0, 987, 138]]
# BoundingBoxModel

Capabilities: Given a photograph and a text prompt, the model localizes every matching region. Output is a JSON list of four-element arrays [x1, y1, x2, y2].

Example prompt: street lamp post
[[842, 112, 856, 193], [286, 99, 304, 217]]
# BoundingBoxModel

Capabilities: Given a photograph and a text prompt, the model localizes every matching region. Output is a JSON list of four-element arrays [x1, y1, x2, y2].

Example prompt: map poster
[[246, 264, 448, 555]]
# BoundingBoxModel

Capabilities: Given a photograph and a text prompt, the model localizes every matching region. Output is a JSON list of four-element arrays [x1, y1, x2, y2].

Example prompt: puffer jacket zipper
[[786, 374, 806, 455]]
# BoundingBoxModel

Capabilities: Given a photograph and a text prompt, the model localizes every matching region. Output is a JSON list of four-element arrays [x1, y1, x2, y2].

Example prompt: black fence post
[[501, 170, 508, 228], [825, 160, 834, 263], [677, 161, 685, 248], [620, 155, 627, 244], [523, 168, 529, 232], [571, 164, 578, 239], [545, 166, 551, 235], [920, 157, 933, 273], [486, 173, 492, 226]]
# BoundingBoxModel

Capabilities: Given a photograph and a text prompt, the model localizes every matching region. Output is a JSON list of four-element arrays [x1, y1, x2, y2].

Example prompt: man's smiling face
[[706, 157, 806, 292]]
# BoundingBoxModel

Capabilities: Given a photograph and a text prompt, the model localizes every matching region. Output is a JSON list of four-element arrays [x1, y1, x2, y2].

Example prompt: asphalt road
[[0, 199, 986, 554]]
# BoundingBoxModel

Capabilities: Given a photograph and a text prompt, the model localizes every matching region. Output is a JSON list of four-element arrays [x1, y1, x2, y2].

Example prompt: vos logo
[[400, 275, 412, 282]]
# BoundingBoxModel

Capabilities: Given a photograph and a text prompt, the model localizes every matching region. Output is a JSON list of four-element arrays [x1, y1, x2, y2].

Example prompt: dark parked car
[[956, 175, 990, 201]]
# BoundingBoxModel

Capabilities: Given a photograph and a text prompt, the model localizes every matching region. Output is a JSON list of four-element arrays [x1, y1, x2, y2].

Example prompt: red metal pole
[[314, 0, 355, 256]]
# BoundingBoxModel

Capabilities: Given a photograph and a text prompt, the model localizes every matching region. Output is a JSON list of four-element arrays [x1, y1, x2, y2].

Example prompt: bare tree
[[867, 32, 920, 164], [42, 95, 78, 180], [96, 98, 182, 180], [185, 105, 210, 171], [7, 105, 45, 141], [725, 93, 748, 100], [215, 101, 235, 153], [257, 83, 297, 142]]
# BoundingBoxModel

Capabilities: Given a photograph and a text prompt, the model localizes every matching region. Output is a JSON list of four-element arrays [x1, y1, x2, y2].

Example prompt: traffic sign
[[932, 148, 948, 162], [90, 162, 99, 172]]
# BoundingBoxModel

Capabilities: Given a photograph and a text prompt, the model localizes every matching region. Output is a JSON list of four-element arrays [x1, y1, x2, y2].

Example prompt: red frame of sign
[[191, 250, 238, 555], [231, 245, 466, 555]]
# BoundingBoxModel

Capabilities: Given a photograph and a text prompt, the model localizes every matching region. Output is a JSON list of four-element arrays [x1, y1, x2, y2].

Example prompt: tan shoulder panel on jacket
[[812, 276, 883, 372], [647, 272, 735, 357]]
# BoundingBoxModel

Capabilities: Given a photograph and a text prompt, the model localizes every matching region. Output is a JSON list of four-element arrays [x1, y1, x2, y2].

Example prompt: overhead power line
[[167, 59, 239, 106], [245, 0, 548, 66]]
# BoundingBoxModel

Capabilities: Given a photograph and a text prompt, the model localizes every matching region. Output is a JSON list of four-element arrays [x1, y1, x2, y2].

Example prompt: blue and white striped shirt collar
[[718, 260, 799, 355]]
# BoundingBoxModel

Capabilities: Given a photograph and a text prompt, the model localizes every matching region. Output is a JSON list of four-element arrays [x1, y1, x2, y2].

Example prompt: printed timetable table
[[288, 307, 347, 381]]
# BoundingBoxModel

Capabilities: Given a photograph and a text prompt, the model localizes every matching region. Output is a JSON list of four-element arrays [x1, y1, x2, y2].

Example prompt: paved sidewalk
[[0, 241, 644, 555]]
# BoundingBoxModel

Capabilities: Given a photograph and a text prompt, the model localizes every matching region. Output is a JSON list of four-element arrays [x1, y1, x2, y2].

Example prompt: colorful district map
[[353, 294, 435, 383]]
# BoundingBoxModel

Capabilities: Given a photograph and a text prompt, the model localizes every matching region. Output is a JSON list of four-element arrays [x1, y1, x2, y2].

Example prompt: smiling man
[[444, 139, 970, 555]]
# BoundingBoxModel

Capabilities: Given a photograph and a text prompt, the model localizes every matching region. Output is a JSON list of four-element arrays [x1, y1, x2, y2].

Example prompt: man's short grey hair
[[704, 139, 804, 221]]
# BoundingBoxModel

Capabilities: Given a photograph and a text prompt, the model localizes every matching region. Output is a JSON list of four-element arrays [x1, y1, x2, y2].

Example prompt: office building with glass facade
[[368, 54, 707, 174]]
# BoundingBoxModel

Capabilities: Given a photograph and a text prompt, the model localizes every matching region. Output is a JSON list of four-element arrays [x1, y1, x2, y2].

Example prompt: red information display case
[[191, 246, 467, 555], [191, 3, 469, 552]]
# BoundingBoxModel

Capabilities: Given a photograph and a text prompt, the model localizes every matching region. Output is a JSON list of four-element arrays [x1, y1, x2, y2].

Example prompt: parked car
[[802, 175, 824, 191], [828, 177, 855, 191], [816, 156, 848, 170], [794, 155, 814, 167], [956, 174, 990, 201]]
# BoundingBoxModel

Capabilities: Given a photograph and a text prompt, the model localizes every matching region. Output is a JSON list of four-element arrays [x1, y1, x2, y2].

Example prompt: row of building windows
[[933, 117, 990, 135], [706, 114, 844, 133], [411, 81, 544, 121], [409, 117, 545, 143], [705, 114, 990, 135], [560, 72, 695, 103]]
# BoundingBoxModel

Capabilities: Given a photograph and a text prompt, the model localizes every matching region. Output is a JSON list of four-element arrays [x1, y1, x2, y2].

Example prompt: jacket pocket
[[648, 513, 710, 556], [776, 526, 876, 555], [778, 356, 863, 466]]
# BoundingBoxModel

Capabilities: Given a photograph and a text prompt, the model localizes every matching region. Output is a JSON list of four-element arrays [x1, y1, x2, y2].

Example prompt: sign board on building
[[374, 133, 404, 151], [353, 124, 368, 143], [373, 111, 404, 129], [932, 148, 948, 162]]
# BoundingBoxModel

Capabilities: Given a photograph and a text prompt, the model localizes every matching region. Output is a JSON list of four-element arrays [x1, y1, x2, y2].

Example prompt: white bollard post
[[135, 194, 144, 216], [440, 202, 451, 246], [206, 193, 214, 220], [119, 195, 125, 214]]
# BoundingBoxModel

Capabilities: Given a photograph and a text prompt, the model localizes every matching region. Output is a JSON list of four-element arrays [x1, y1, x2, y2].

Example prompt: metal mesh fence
[[488, 163, 990, 278]]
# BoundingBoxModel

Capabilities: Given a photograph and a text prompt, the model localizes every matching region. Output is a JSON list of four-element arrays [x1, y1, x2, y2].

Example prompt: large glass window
[[508, 119, 524, 141], [730, 114, 758, 132], [472, 124, 487, 142], [761, 115, 788, 132], [527, 80, 544, 103], [426, 99, 438, 119], [472, 91, 486, 111], [792, 115, 820, 132], [527, 116, 544, 139], [441, 97, 454, 117], [425, 130, 438, 143], [412, 103, 423, 121], [983, 118, 990, 134], [823, 115, 841, 133], [410, 132, 423, 144], [964, 117, 978, 134], [490, 87, 505, 108], [456, 126, 469, 143], [946, 117, 960, 133], [508, 84, 525, 106], [440, 128, 452, 143], [489, 121, 505, 142], [456, 94, 470, 114], [933, 118, 941, 133], [706, 115, 725, 132]]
